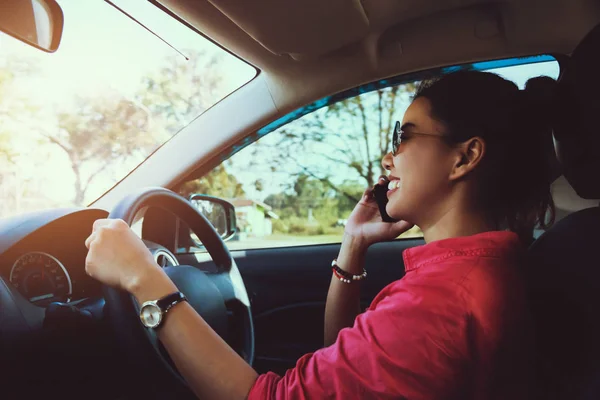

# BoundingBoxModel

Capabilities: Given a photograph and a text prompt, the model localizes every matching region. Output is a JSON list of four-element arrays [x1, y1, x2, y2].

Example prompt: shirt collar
[[402, 231, 522, 273]]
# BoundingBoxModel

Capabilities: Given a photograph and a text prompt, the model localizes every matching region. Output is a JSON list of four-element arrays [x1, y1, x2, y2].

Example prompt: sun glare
[[0, 0, 255, 218]]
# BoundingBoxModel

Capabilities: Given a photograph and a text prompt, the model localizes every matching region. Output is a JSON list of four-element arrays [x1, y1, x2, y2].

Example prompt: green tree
[[179, 163, 245, 199], [245, 83, 417, 203], [0, 68, 14, 161], [0, 57, 39, 161], [138, 49, 247, 200], [41, 96, 159, 205], [265, 174, 343, 234], [334, 180, 366, 215], [264, 192, 292, 211], [137, 49, 225, 134], [292, 174, 329, 214]]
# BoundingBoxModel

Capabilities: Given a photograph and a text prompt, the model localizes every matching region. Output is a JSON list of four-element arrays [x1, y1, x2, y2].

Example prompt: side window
[[181, 82, 421, 251], [181, 59, 559, 251]]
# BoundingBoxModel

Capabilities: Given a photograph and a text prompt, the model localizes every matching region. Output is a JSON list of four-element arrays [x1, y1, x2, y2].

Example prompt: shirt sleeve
[[247, 280, 470, 400]]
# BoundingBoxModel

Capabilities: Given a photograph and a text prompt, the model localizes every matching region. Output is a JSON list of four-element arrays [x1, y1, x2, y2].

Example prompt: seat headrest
[[553, 23, 600, 199]]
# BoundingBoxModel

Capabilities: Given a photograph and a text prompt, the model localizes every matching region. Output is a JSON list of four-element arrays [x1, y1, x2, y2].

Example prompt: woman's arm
[[130, 268, 258, 400], [324, 234, 367, 346], [85, 219, 258, 400], [324, 182, 413, 346]]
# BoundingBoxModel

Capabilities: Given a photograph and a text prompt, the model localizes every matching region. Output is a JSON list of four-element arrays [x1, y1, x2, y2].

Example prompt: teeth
[[388, 180, 400, 190]]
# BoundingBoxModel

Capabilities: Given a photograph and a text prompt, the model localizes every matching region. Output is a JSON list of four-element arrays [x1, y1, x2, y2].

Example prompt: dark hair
[[414, 70, 557, 241]]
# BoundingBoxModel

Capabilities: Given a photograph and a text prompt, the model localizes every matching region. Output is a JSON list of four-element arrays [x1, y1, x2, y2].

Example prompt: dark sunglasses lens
[[392, 122, 400, 154]]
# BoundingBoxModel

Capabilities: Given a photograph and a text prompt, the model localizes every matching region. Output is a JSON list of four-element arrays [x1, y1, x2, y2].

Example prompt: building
[[229, 198, 279, 238]]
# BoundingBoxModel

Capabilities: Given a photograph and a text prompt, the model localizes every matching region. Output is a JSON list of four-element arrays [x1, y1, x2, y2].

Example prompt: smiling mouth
[[387, 179, 401, 190]]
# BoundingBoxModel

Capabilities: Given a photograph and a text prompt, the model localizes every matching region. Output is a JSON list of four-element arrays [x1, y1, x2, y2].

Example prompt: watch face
[[140, 303, 162, 329]]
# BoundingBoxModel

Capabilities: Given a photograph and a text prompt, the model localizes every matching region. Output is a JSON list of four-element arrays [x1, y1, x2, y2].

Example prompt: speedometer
[[9, 252, 72, 305]]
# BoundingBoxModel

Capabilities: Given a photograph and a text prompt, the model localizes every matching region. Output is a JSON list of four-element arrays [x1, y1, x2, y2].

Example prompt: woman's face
[[381, 97, 457, 226]]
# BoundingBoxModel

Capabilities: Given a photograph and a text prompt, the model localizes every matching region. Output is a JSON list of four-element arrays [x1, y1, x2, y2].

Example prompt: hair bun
[[522, 76, 562, 186], [522, 76, 559, 129]]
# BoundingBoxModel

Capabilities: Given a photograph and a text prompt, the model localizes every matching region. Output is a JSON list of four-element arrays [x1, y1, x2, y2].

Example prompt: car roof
[[158, 0, 599, 113]]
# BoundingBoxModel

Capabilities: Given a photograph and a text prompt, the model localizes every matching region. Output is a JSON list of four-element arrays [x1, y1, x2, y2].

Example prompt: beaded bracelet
[[331, 259, 367, 284]]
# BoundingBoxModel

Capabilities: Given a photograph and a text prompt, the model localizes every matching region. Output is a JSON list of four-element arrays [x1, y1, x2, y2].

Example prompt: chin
[[386, 203, 408, 221], [387, 197, 420, 224]]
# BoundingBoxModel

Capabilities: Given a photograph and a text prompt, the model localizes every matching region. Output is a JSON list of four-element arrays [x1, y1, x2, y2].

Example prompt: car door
[[174, 57, 560, 376], [233, 239, 421, 375]]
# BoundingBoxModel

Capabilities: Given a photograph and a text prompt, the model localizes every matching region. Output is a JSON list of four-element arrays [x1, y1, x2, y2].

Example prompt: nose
[[381, 151, 393, 171]]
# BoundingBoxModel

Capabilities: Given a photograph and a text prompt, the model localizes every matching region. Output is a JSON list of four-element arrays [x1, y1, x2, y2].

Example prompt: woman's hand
[[85, 218, 174, 301], [344, 177, 414, 249]]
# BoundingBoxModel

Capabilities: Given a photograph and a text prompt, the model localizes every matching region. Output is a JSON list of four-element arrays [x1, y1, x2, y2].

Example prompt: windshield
[[0, 0, 256, 218]]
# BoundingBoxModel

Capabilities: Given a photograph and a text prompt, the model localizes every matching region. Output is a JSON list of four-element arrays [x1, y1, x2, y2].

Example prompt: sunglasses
[[391, 121, 449, 155]]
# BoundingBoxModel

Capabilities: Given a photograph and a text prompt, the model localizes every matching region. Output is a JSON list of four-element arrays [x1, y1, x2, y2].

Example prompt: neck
[[420, 201, 497, 244]]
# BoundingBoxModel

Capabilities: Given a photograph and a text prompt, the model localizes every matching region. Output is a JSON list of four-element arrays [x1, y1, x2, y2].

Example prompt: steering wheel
[[103, 187, 254, 394]]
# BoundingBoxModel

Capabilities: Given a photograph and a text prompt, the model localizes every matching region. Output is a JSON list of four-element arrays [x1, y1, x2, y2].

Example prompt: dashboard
[[0, 208, 109, 306], [0, 207, 199, 307]]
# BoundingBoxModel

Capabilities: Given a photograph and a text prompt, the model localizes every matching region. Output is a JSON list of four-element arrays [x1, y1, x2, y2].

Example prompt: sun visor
[[552, 23, 600, 199], [205, 0, 369, 59]]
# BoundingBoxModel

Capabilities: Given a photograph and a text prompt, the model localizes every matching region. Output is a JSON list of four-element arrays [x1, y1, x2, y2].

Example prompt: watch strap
[[156, 291, 187, 313]]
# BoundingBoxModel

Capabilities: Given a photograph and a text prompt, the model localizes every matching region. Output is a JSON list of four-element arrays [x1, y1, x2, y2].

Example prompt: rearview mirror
[[189, 194, 237, 241], [0, 0, 64, 52]]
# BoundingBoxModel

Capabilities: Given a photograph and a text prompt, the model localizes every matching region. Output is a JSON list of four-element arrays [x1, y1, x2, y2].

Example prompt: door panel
[[231, 238, 423, 375]]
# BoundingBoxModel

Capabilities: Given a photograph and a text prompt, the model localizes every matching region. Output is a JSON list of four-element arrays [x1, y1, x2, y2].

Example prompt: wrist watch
[[139, 291, 188, 329]]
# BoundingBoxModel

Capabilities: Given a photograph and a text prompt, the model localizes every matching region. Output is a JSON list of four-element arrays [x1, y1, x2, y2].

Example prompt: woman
[[85, 70, 556, 399]]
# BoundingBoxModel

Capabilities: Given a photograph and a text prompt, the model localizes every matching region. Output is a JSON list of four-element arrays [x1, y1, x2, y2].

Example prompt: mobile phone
[[372, 183, 399, 223]]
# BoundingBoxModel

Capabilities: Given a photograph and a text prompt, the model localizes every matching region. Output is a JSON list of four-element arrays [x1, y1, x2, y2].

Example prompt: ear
[[449, 137, 485, 181]]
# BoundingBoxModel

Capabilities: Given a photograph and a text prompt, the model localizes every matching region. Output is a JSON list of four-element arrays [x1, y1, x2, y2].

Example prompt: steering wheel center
[[162, 266, 228, 338]]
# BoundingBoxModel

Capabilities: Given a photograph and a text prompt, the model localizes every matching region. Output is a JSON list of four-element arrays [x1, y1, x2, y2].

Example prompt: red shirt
[[248, 231, 532, 399]]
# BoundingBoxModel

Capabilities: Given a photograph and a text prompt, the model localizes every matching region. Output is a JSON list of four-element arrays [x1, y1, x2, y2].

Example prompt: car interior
[[0, 0, 599, 399]]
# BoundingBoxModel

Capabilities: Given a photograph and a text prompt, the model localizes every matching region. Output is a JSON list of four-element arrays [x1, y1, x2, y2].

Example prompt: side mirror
[[0, 0, 64, 52], [188, 194, 237, 241]]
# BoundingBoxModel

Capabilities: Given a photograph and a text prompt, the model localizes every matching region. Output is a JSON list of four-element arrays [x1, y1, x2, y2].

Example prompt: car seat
[[527, 21, 600, 400]]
